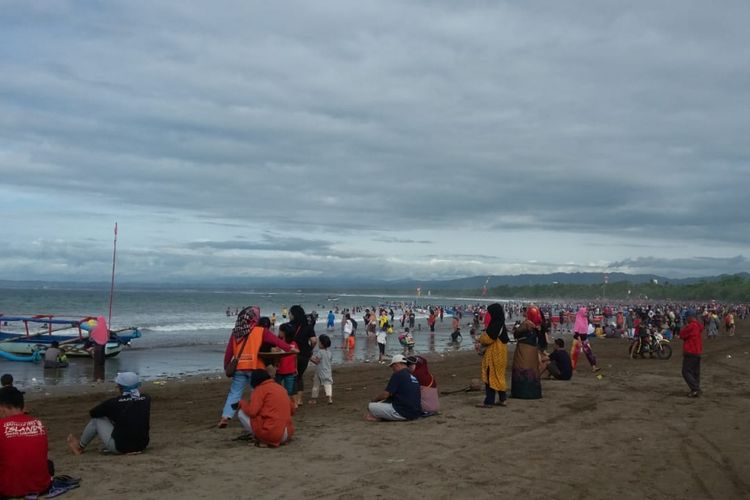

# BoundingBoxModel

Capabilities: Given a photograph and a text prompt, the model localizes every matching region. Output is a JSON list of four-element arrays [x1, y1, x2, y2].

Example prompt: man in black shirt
[[67, 372, 150, 455], [541, 339, 573, 380]]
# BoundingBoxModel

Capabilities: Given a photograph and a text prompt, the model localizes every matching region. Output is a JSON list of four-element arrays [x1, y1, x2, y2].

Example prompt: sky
[[1, 1, 749, 284]]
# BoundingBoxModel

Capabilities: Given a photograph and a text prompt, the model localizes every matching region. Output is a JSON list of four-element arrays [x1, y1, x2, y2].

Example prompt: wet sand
[[7, 319, 475, 388], [27, 321, 750, 499]]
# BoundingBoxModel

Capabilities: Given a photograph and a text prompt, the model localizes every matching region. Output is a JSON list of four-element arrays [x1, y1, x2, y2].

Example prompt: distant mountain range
[[1, 272, 748, 293]]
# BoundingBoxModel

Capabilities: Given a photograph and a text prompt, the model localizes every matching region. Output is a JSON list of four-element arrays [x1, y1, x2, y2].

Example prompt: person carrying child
[[309, 334, 333, 404]]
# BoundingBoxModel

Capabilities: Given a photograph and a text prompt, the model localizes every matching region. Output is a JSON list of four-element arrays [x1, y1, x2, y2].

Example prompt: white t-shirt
[[376, 330, 387, 344], [343, 319, 353, 336]]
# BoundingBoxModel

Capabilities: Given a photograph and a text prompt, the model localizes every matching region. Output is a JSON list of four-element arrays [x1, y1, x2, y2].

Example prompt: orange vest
[[233, 326, 266, 371]]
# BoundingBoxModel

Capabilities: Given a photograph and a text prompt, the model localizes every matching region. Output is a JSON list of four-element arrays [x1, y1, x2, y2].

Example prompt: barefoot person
[[366, 354, 422, 421], [67, 372, 150, 455], [0, 387, 52, 498], [571, 307, 601, 373]]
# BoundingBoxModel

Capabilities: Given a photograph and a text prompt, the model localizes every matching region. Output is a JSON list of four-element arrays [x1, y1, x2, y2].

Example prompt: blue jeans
[[222, 371, 253, 419], [275, 373, 297, 396]]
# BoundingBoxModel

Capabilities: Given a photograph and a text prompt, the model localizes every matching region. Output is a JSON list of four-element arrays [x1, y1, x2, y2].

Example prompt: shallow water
[[0, 287, 499, 387]]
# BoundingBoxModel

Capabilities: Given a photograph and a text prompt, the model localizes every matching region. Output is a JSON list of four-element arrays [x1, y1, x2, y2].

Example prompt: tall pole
[[108, 222, 118, 327]]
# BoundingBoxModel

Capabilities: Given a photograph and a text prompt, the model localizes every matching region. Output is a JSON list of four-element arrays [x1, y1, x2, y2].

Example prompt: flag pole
[[108, 222, 118, 326]]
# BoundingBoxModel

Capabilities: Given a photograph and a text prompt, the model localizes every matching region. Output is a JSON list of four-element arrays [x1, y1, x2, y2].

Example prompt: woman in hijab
[[407, 355, 439, 412], [571, 307, 600, 372], [511, 305, 543, 399], [218, 306, 297, 428], [476, 303, 509, 408], [286, 305, 318, 406]]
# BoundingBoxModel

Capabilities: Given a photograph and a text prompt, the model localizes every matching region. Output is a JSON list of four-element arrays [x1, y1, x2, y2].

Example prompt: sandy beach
[[24, 321, 750, 499]]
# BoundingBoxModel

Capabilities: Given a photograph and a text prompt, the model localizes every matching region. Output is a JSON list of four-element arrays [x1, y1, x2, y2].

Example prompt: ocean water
[[0, 287, 501, 387]]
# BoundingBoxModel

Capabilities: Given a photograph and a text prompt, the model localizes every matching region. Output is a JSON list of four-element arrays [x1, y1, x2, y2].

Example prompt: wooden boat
[[0, 314, 141, 360]]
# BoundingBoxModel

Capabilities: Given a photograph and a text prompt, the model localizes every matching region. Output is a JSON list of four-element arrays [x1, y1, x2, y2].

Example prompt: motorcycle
[[628, 330, 672, 360]]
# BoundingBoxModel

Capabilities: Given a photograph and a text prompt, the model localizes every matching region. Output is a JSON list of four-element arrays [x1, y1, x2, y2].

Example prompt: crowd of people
[[1, 298, 746, 497]]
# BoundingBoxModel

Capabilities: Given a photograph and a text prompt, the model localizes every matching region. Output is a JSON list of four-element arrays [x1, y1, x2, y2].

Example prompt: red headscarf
[[526, 306, 542, 327], [411, 356, 436, 388]]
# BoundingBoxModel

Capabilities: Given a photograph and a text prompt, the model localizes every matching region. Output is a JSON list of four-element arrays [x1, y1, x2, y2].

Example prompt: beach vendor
[[237, 370, 296, 447], [679, 310, 703, 398], [0, 387, 53, 498], [406, 355, 440, 413], [366, 354, 422, 421], [219, 306, 298, 428], [67, 372, 151, 455], [476, 303, 509, 407]]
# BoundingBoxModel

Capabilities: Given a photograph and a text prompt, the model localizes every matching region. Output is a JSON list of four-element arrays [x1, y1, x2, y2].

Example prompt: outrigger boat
[[0, 314, 141, 362]]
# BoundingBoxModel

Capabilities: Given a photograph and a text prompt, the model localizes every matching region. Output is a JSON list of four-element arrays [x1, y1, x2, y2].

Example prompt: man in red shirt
[[0, 387, 52, 497], [679, 311, 704, 397]]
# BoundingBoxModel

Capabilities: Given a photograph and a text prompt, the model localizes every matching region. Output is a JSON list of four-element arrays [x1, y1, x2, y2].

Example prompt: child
[[275, 324, 298, 397], [376, 324, 387, 364], [309, 334, 333, 404], [398, 328, 415, 355]]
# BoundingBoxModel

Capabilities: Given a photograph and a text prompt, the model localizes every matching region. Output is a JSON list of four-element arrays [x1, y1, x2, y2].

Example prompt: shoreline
[[19, 321, 750, 499]]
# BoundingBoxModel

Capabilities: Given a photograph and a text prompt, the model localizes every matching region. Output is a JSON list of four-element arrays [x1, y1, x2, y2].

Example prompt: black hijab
[[486, 303, 509, 344], [250, 369, 271, 388]]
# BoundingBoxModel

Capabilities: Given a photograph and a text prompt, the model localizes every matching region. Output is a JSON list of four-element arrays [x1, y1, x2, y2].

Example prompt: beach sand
[[28, 321, 750, 499]]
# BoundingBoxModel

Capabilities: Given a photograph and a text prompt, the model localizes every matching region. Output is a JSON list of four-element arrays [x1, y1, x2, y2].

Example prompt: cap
[[388, 354, 408, 366], [115, 372, 140, 388]]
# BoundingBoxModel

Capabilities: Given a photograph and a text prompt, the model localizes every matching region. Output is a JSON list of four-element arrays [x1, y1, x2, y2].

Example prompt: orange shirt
[[239, 380, 295, 447]]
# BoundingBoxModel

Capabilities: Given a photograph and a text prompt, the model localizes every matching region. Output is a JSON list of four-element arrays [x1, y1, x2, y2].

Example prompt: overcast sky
[[1, 1, 749, 283]]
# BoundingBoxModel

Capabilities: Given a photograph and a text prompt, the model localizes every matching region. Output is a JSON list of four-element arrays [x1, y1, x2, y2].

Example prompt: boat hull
[[0, 335, 123, 357]]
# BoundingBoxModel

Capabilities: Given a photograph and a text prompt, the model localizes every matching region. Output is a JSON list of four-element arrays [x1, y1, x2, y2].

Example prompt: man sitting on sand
[[541, 338, 573, 380], [366, 354, 422, 421], [67, 372, 151, 455], [0, 386, 53, 498]]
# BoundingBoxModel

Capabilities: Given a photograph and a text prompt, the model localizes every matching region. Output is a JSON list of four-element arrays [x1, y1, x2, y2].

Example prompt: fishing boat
[[0, 314, 141, 361]]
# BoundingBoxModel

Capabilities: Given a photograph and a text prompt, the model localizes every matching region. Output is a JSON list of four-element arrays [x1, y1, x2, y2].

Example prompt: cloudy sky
[[1, 1, 749, 283]]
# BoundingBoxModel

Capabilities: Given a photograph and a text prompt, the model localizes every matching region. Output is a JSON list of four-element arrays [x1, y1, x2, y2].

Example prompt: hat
[[388, 354, 408, 366], [115, 372, 140, 388]]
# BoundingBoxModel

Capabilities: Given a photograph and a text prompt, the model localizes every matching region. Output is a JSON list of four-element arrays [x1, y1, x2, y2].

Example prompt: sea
[[0, 286, 504, 389]]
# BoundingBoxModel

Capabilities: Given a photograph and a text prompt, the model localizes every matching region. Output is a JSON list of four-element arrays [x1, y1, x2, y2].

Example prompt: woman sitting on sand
[[238, 370, 295, 447], [511, 306, 542, 400], [407, 355, 439, 412], [476, 303, 509, 408]]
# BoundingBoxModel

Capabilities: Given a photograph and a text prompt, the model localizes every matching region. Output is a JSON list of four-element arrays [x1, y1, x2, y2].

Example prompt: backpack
[[350, 318, 358, 331]]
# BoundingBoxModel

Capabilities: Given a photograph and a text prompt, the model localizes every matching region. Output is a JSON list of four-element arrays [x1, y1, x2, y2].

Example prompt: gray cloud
[[1, 1, 749, 282]]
